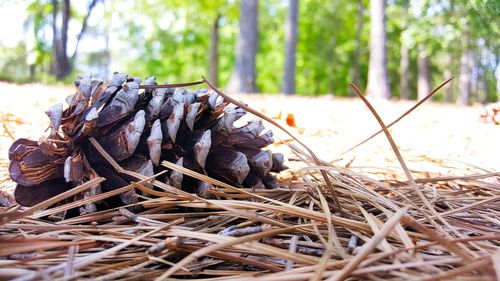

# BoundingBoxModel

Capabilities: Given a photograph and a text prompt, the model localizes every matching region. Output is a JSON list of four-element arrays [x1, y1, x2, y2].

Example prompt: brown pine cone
[[8, 73, 287, 213]]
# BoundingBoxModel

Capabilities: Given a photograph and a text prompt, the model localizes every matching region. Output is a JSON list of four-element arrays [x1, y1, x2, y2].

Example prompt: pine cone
[[8, 73, 287, 213]]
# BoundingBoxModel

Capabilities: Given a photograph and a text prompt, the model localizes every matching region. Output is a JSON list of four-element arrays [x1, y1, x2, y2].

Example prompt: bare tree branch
[[72, 0, 100, 61]]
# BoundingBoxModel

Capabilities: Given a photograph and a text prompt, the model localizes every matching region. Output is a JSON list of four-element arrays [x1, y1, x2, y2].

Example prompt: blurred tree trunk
[[479, 68, 487, 104], [458, 31, 473, 105], [399, 0, 409, 100], [282, 0, 298, 95], [50, 0, 70, 80], [50, 0, 58, 74], [366, 0, 390, 99], [227, 0, 258, 93], [58, 0, 71, 79], [443, 54, 454, 103], [399, 45, 409, 99], [417, 43, 431, 100], [478, 49, 489, 103], [350, 0, 363, 93], [61, 0, 69, 59], [50, 0, 99, 81], [29, 65, 36, 81], [209, 14, 220, 86], [496, 62, 500, 102]]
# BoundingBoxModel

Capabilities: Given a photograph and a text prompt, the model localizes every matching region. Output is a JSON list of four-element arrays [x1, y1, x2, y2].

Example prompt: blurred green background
[[0, 0, 498, 104]]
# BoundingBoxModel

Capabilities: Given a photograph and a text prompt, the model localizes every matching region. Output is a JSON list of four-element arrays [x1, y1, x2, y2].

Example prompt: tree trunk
[[59, 0, 71, 79], [496, 65, 500, 102], [50, 0, 99, 81], [50, 0, 71, 80], [458, 31, 473, 105], [417, 43, 431, 101], [29, 65, 36, 81], [350, 0, 363, 92], [209, 15, 220, 86], [282, 0, 298, 95], [399, 0, 409, 100], [366, 0, 391, 99], [227, 0, 258, 93], [61, 0, 69, 58], [399, 44, 409, 99], [50, 0, 59, 76], [478, 49, 489, 103], [443, 54, 454, 103]]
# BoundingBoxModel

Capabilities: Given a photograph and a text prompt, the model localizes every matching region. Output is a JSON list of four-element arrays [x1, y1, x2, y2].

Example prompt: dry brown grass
[[0, 80, 499, 280]]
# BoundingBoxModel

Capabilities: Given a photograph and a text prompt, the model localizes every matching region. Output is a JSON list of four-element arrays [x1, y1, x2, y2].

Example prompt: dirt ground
[[1, 81, 499, 194]]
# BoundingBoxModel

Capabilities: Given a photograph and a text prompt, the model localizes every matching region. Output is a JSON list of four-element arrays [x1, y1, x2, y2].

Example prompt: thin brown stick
[[3, 123, 15, 141], [349, 83, 476, 263], [340, 77, 455, 155]]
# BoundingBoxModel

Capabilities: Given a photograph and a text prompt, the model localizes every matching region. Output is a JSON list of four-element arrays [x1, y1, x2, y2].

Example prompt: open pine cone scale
[[8, 73, 287, 214]]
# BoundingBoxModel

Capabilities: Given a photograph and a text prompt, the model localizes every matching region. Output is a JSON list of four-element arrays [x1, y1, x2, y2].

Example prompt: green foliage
[[296, 0, 366, 96], [106, 0, 238, 85], [1, 0, 499, 102], [0, 42, 31, 82]]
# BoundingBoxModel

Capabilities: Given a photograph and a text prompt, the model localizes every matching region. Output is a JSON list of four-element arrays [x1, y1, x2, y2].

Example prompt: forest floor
[[1, 81, 498, 194], [1, 81, 499, 280]]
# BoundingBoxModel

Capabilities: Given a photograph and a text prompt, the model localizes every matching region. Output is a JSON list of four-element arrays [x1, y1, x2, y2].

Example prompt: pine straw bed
[[0, 79, 499, 281]]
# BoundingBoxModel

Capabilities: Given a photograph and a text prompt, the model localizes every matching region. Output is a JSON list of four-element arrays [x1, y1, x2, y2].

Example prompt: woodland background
[[0, 0, 499, 104]]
